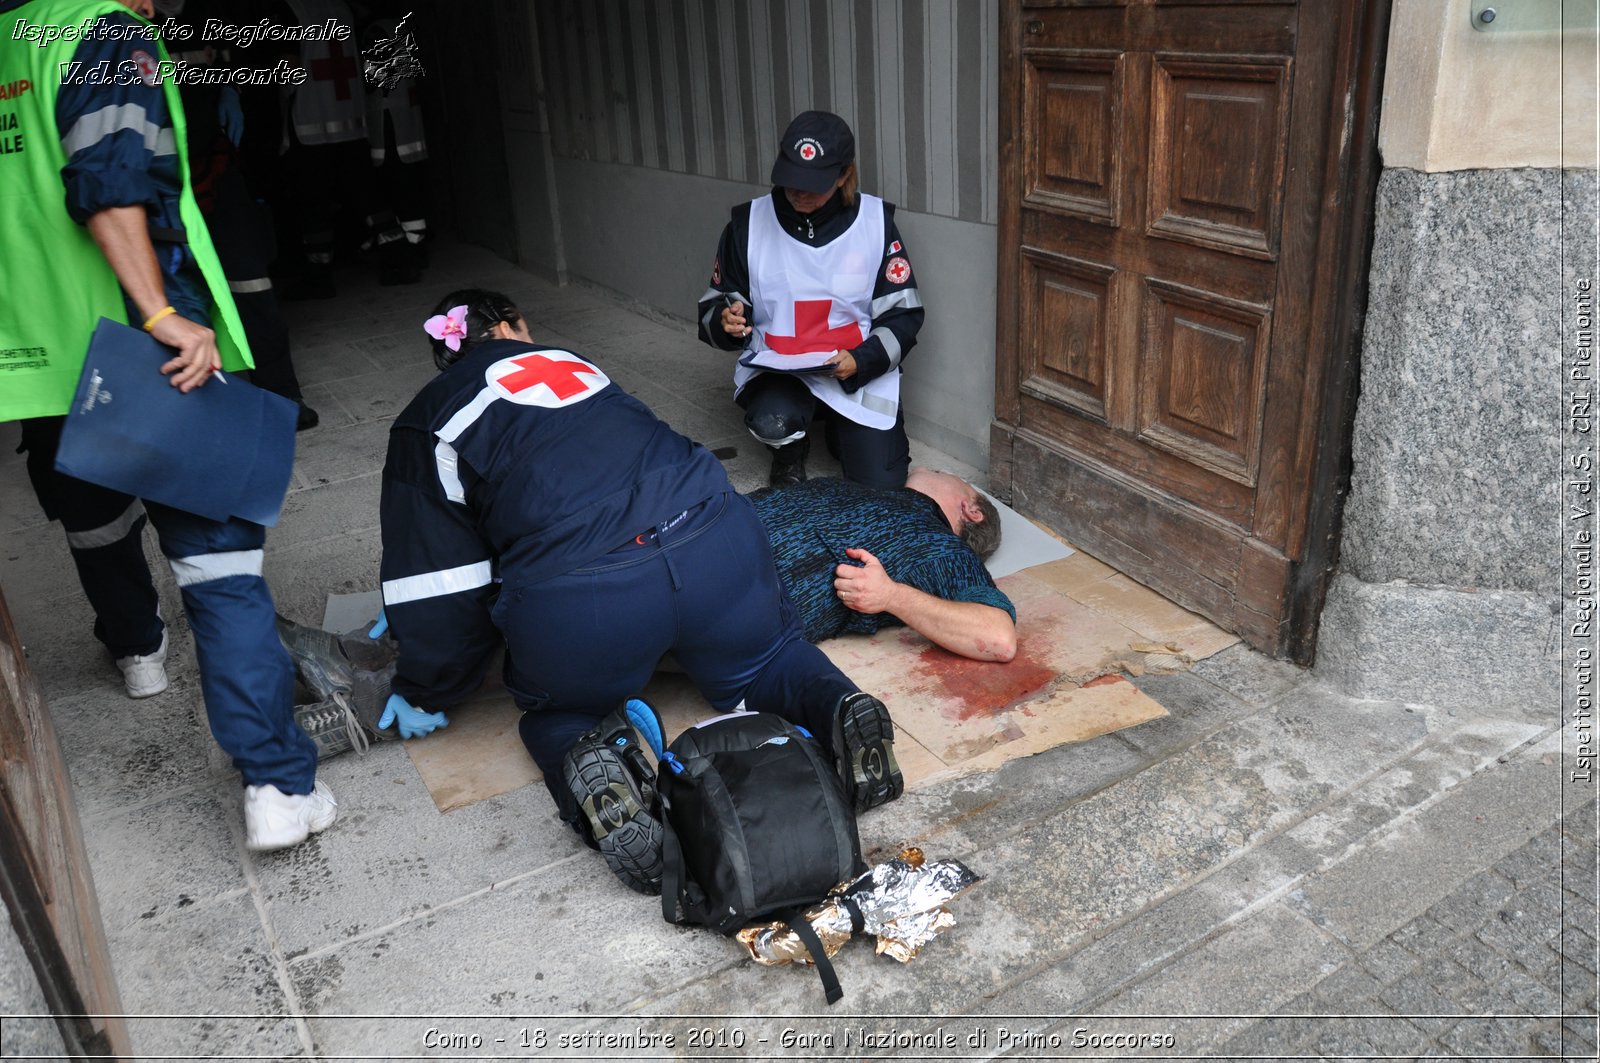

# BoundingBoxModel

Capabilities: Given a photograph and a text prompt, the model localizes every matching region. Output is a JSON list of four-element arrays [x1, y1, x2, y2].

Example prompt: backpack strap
[[778, 907, 844, 1005], [660, 821, 710, 926], [661, 819, 684, 923]]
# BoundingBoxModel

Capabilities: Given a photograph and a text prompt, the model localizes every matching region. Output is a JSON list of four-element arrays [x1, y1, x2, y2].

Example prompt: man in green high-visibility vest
[[0, 0, 337, 851]]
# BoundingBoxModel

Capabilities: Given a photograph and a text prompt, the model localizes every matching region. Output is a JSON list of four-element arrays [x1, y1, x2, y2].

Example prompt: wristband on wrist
[[142, 305, 177, 331]]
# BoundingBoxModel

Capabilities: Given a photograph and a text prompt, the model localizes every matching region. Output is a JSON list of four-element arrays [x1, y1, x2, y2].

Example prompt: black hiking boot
[[563, 704, 664, 894], [767, 437, 810, 487], [832, 692, 904, 813]]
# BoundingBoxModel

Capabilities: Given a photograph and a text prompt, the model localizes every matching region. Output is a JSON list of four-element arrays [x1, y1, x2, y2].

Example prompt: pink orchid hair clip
[[423, 305, 470, 351]]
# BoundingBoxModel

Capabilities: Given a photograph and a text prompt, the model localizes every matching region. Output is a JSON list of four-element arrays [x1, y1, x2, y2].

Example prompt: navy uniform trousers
[[509, 491, 857, 820], [17, 273, 316, 794]]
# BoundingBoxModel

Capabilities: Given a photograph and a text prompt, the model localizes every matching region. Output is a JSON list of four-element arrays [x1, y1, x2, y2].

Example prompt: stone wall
[[1314, 166, 1591, 706]]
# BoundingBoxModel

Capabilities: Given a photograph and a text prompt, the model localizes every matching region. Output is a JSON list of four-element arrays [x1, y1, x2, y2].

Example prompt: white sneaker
[[244, 780, 339, 852], [114, 630, 169, 698]]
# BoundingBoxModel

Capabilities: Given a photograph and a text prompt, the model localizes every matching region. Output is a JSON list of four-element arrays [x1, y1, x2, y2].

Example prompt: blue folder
[[54, 319, 298, 527]]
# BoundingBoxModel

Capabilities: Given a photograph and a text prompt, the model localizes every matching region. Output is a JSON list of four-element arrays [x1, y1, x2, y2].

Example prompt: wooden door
[[991, 0, 1389, 661], [0, 589, 130, 1058]]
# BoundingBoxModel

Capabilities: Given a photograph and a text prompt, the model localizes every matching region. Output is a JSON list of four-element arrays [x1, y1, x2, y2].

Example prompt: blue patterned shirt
[[750, 478, 1015, 643]]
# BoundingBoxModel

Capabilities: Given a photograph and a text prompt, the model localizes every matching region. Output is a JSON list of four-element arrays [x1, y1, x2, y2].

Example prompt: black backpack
[[657, 712, 864, 1002]]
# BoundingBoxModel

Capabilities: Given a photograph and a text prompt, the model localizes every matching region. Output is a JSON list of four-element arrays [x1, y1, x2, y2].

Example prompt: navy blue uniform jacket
[[379, 339, 731, 706]]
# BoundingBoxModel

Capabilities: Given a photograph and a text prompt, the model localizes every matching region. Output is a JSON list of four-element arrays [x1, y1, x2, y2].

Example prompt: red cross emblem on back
[[310, 41, 361, 101], [486, 351, 609, 407], [764, 299, 864, 355]]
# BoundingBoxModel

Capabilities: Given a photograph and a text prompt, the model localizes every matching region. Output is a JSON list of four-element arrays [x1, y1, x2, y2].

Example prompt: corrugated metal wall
[[527, 0, 999, 226]]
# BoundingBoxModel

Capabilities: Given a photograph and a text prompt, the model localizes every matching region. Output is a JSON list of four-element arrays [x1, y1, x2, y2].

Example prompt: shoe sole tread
[[564, 742, 663, 894], [837, 696, 904, 813]]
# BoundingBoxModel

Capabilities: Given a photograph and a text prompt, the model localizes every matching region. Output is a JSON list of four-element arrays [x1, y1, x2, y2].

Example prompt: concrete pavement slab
[[1088, 903, 1346, 1049], [292, 863, 737, 1057], [79, 783, 249, 935], [108, 894, 307, 1061], [247, 740, 569, 959], [272, 472, 383, 551], [1287, 732, 1563, 949]]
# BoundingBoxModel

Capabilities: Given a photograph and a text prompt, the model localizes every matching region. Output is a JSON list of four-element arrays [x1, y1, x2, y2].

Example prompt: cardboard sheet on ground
[[323, 591, 541, 813], [979, 489, 1074, 579], [322, 539, 1239, 810]]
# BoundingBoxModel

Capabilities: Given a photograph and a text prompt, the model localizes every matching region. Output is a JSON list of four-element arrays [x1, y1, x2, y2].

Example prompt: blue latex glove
[[378, 692, 447, 739], [217, 87, 244, 146], [368, 609, 388, 639]]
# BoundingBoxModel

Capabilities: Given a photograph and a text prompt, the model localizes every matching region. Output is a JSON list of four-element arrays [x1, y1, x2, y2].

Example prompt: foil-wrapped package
[[737, 849, 981, 967]]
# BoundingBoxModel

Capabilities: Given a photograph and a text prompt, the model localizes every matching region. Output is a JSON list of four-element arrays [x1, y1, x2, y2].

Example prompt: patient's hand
[[833, 547, 898, 615]]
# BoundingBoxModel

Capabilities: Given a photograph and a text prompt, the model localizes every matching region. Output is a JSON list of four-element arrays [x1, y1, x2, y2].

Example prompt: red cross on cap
[[487, 351, 609, 408], [800, 143, 817, 160]]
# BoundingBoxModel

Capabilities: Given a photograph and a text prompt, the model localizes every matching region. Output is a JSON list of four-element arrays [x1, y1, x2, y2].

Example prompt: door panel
[[994, 0, 1387, 658], [1147, 56, 1291, 260]]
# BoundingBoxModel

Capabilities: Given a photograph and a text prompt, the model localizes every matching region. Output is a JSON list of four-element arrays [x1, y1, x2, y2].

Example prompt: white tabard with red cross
[[737, 193, 899, 430], [287, 0, 367, 145]]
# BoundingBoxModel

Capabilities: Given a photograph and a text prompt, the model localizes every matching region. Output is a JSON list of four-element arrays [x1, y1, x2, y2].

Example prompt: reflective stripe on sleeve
[[433, 387, 500, 504], [65, 500, 145, 550], [434, 440, 465, 504], [870, 326, 903, 370], [870, 288, 924, 317], [169, 549, 264, 587], [382, 560, 493, 605], [60, 103, 165, 157], [227, 277, 273, 294]]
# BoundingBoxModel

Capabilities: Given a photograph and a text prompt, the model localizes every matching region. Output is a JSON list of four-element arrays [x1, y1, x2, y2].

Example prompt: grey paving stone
[[1534, 1021, 1595, 1058], [274, 471, 383, 550], [1099, 905, 1344, 1027], [11, 585, 139, 703], [1431, 871, 1517, 935], [1564, 1015, 1600, 1048], [1477, 899, 1567, 958], [261, 528, 384, 630], [1445, 929, 1525, 985], [79, 783, 248, 936], [1413, 955, 1498, 1015], [1392, 915, 1465, 959], [1561, 954, 1598, 1002], [1379, 973, 1462, 1035], [1563, 895, 1599, 936], [314, 360, 439, 425], [1439, 1015, 1541, 1059], [1288, 734, 1564, 950], [1187, 643, 1308, 707], [1500, 831, 1567, 888], [293, 381, 358, 429], [1488, 966, 1562, 1016], [1213, 1012, 1323, 1059], [1117, 669, 1262, 756], [857, 728, 1149, 860], [970, 689, 1430, 992], [1306, 962, 1386, 1012], [45, 682, 222, 819], [295, 866, 739, 1058], [284, 340, 381, 386], [108, 894, 305, 1061], [249, 739, 572, 959], [290, 416, 395, 489], [1312, 1014, 1431, 1059], [1362, 938, 1422, 985]]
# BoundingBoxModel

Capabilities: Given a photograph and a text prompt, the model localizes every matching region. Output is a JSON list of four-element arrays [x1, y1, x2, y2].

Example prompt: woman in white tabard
[[697, 111, 925, 489]]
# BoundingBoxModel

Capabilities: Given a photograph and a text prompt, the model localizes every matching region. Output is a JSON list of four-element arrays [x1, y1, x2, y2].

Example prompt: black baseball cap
[[771, 111, 855, 194]]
